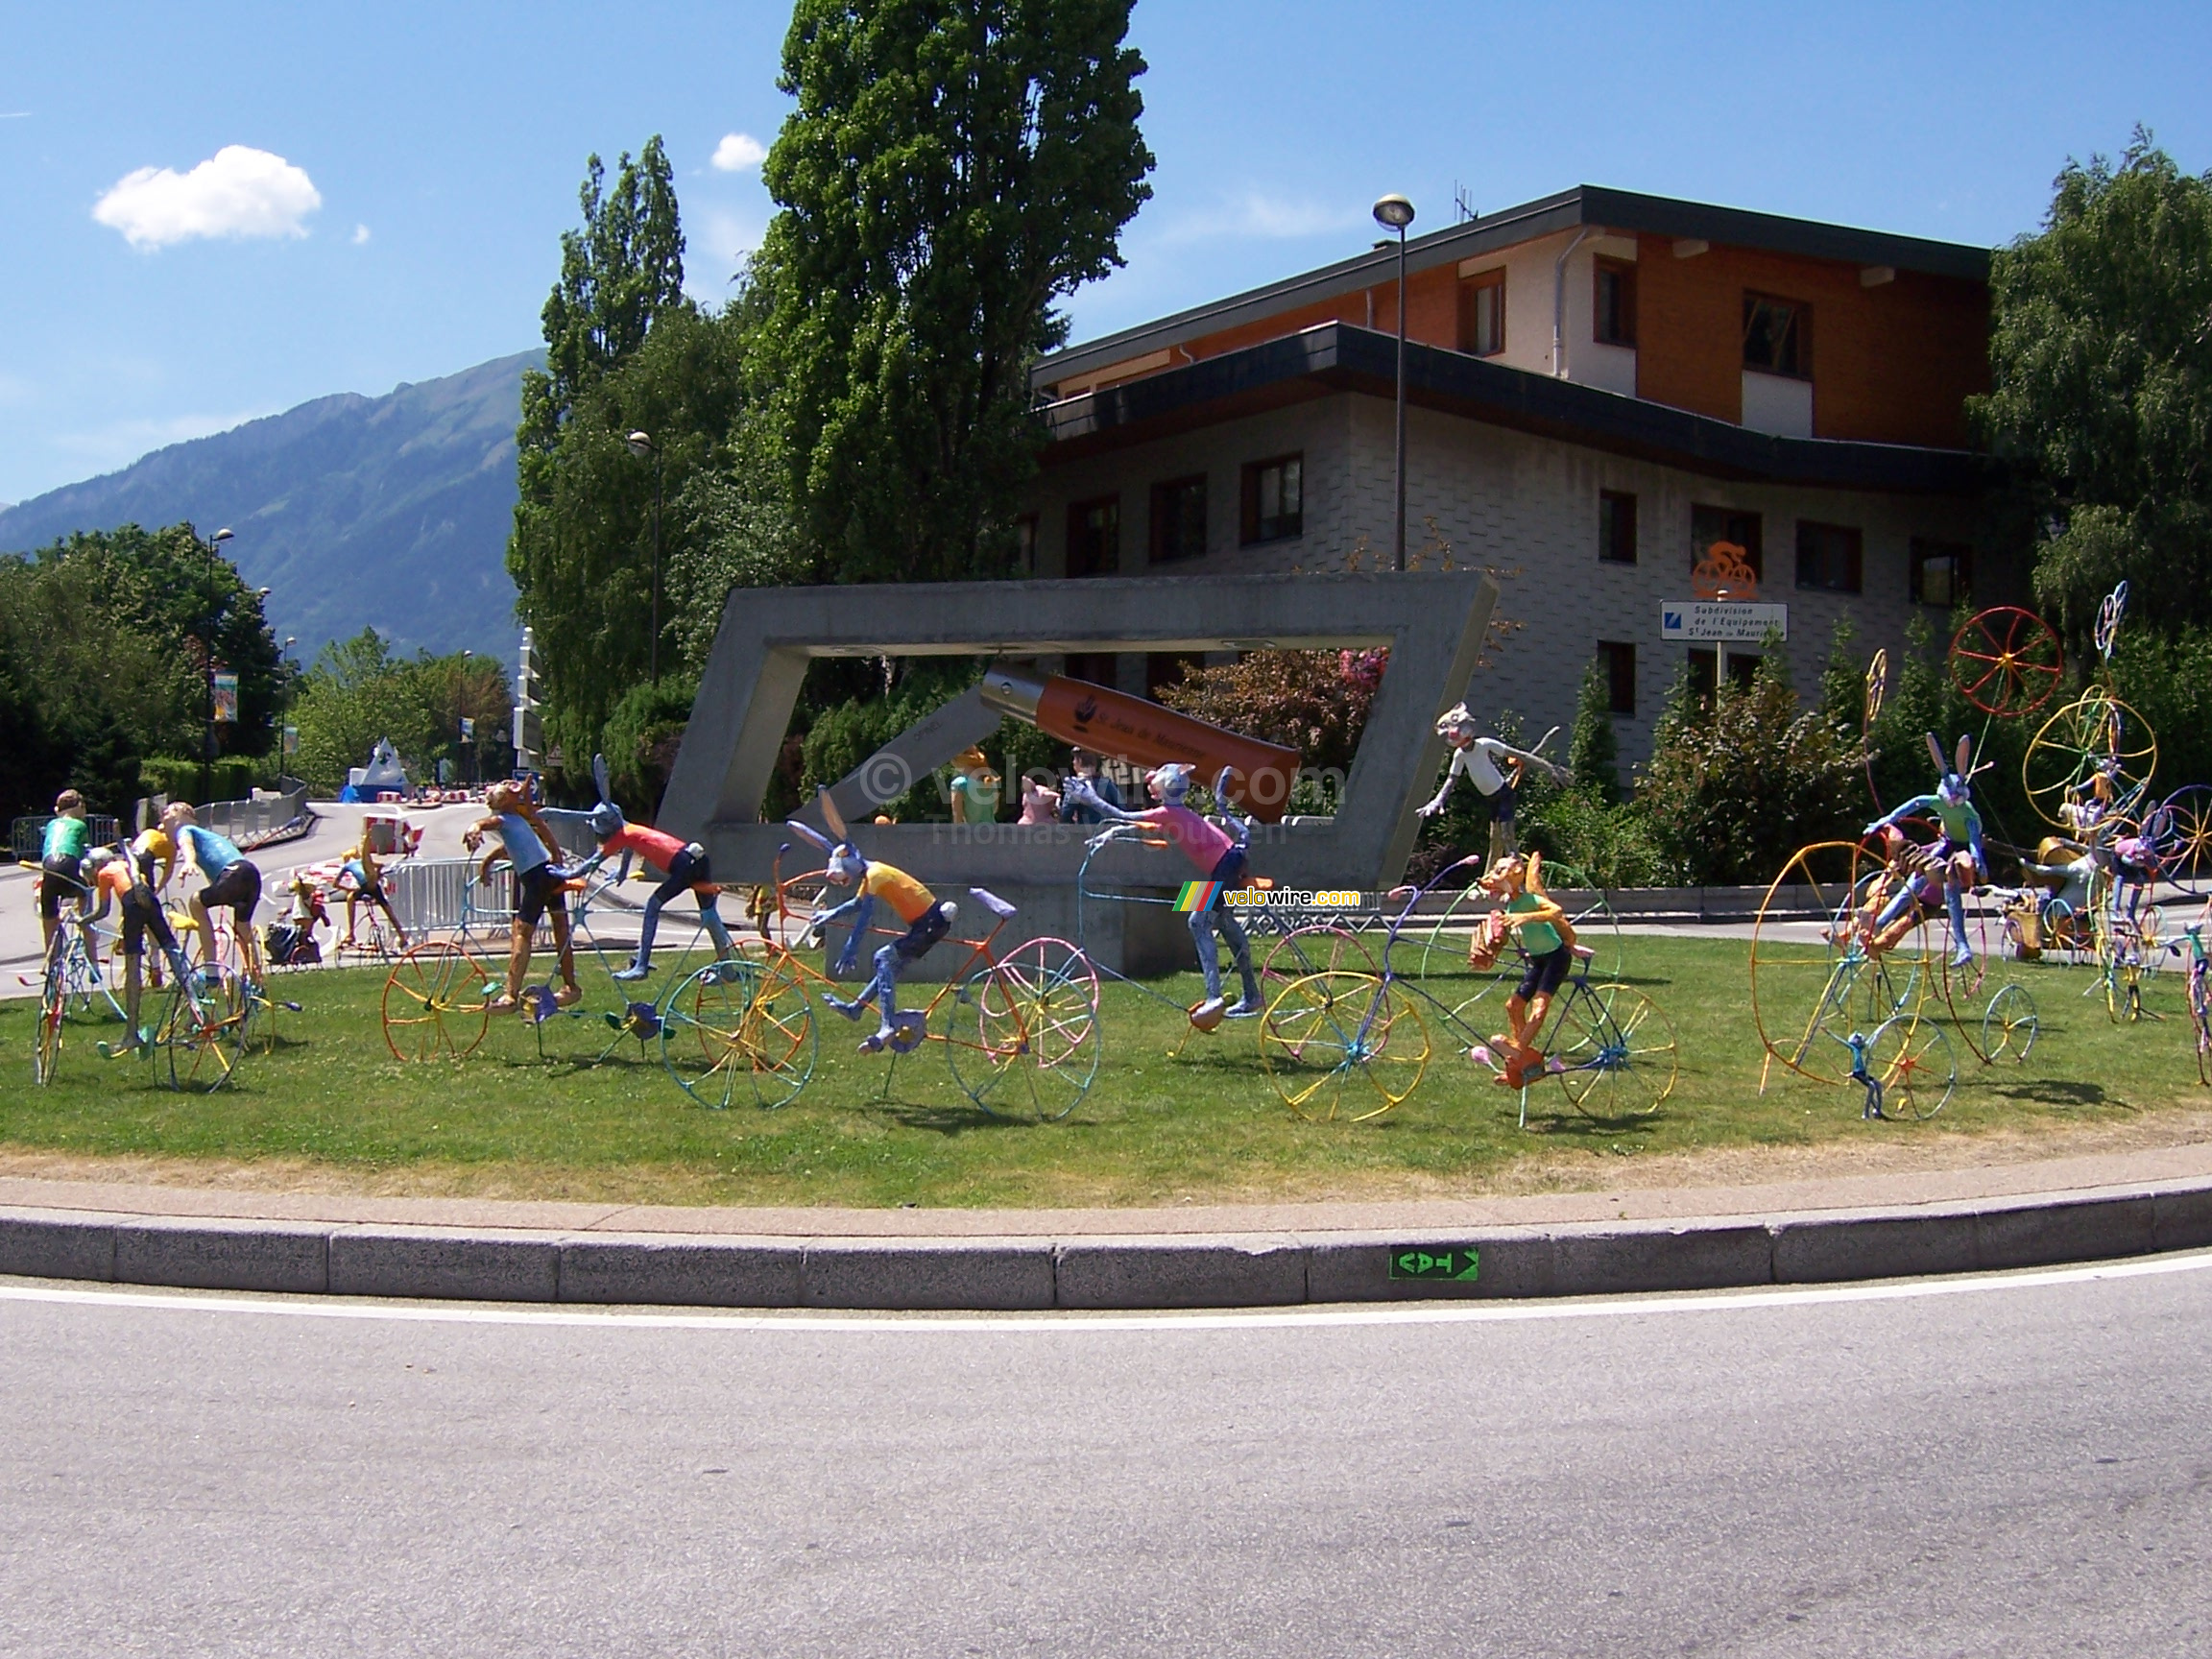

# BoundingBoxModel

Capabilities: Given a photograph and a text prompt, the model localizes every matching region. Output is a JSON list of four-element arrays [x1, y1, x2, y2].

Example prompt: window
[[1014, 514, 1038, 576], [1691, 505, 1764, 581], [1911, 539, 1973, 607], [1066, 494, 1118, 578], [1795, 521, 1863, 593], [1599, 490, 1638, 565], [1688, 648, 1718, 706], [1690, 645, 1757, 698], [1240, 454, 1304, 544], [1743, 293, 1809, 378], [1457, 270, 1506, 356], [1063, 652, 1120, 688], [1594, 257, 1637, 347], [1148, 475, 1208, 565], [1145, 653, 1200, 698], [1599, 640, 1637, 715]]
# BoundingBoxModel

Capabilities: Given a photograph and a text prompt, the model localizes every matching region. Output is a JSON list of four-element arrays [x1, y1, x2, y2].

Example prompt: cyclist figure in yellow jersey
[[85, 838, 193, 1056], [787, 817, 957, 1053]]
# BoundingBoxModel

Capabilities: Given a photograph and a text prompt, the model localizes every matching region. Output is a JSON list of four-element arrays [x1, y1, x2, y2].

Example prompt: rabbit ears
[[591, 753, 612, 803], [1926, 733, 1974, 778], [785, 787, 853, 854]]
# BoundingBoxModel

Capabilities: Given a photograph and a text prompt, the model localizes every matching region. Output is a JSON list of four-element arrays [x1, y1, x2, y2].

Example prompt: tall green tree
[[1972, 131, 2212, 643], [289, 629, 513, 797], [752, 0, 1153, 583], [1566, 656, 1620, 805], [509, 139, 727, 781], [517, 137, 687, 454]]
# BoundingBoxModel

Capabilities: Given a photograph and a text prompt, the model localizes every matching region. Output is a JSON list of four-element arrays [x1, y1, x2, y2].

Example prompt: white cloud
[[0, 111, 29, 120], [710, 132, 767, 172], [352, 223, 372, 245], [92, 145, 322, 250], [1157, 192, 1365, 246]]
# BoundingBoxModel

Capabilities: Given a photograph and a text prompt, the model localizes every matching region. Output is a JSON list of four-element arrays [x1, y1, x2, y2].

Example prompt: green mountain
[[0, 349, 541, 662]]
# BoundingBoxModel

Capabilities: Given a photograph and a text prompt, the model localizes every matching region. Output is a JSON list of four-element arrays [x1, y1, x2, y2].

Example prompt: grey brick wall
[[1022, 391, 1980, 773]]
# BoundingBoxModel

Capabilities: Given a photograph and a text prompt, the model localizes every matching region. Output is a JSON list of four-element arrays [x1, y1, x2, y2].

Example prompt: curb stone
[[6, 1176, 2212, 1310]]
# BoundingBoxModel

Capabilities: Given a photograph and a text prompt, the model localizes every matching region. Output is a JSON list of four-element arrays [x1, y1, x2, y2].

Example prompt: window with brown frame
[[1599, 490, 1638, 565], [1594, 257, 1637, 347], [1911, 539, 1973, 607], [1239, 454, 1303, 544], [1599, 640, 1637, 715], [1066, 494, 1119, 578], [1014, 514, 1038, 576], [1148, 475, 1207, 565], [1794, 520, 1863, 593], [1456, 270, 1505, 357], [1691, 504, 1764, 581], [1743, 293, 1810, 378]]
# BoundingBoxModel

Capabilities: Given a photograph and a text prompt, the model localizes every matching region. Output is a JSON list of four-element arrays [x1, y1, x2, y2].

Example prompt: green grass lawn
[[0, 932, 2203, 1209]]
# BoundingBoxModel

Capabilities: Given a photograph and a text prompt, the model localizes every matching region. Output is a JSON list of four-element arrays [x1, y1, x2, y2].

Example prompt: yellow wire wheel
[[1750, 840, 1932, 1086], [2024, 691, 2156, 829], [1258, 970, 1430, 1121]]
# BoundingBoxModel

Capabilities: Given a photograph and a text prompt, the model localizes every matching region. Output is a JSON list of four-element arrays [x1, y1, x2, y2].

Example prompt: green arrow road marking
[[1388, 1246, 1479, 1283]]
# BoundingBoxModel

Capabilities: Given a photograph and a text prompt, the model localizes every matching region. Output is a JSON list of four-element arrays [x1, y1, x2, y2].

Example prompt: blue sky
[[0, 1, 2205, 506]]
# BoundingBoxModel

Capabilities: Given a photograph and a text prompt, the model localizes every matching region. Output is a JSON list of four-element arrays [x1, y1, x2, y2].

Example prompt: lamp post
[[1372, 194, 1415, 571], [195, 529, 239, 803], [626, 431, 663, 685]]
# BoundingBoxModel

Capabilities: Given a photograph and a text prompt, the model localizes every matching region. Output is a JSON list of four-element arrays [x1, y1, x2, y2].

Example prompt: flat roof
[[1041, 322, 1989, 496], [1037, 184, 1991, 389]]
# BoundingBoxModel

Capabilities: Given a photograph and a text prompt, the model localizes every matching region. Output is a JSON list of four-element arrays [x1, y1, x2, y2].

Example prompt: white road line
[[4, 1249, 2211, 1334]]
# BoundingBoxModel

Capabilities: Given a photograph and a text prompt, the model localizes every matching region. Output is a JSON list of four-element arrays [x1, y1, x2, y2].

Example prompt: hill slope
[[0, 350, 541, 661]]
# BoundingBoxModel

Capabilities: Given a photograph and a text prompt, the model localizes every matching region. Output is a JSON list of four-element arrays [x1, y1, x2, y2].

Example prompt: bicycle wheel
[[2192, 970, 2212, 1087], [381, 942, 495, 1060], [944, 936, 1101, 1122], [2157, 785, 2212, 898], [33, 969, 63, 1086], [1260, 923, 1379, 989], [1981, 982, 2039, 1064], [1866, 1014, 1956, 1120], [2025, 692, 2156, 829], [1258, 971, 1430, 1122], [1751, 841, 1927, 1085], [161, 971, 245, 1094], [1546, 983, 1680, 1119], [662, 953, 817, 1110], [1947, 606, 2065, 719]]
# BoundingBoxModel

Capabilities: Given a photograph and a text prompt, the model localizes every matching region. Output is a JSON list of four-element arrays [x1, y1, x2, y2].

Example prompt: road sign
[[1387, 1246, 1479, 1283], [1660, 601, 1789, 643]]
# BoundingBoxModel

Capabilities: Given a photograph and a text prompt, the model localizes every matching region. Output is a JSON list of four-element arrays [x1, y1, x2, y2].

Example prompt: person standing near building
[[1057, 748, 1123, 826]]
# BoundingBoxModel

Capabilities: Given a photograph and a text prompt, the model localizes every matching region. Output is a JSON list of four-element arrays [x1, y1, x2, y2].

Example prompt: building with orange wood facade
[[1020, 185, 1999, 768]]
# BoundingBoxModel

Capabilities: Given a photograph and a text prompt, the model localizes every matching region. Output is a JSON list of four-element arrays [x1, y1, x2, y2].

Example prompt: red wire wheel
[[1948, 607, 2065, 718]]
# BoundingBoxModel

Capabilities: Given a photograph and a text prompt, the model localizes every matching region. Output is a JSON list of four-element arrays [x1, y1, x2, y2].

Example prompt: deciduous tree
[[751, 0, 1153, 582]]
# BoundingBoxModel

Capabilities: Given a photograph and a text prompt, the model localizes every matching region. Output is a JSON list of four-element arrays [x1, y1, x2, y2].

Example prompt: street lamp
[[627, 430, 663, 685], [1372, 195, 1415, 571]]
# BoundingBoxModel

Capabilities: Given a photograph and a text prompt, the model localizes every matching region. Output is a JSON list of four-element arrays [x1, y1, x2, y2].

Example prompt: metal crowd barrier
[[387, 856, 513, 938], [197, 783, 311, 851], [12, 814, 123, 862]]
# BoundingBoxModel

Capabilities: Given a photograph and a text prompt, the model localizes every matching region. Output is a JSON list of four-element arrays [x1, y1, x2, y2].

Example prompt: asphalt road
[[3, 1258, 2209, 1657]]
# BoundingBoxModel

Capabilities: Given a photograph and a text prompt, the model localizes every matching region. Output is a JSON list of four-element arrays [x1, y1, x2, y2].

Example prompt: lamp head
[[626, 431, 654, 459], [1372, 194, 1415, 231]]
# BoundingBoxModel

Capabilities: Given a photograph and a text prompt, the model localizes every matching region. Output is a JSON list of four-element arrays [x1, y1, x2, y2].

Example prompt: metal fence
[[387, 856, 512, 938], [12, 815, 124, 863], [199, 783, 311, 851]]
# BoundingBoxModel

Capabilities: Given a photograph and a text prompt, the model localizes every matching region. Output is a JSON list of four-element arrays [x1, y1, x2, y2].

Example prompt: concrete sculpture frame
[[661, 571, 1499, 973]]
